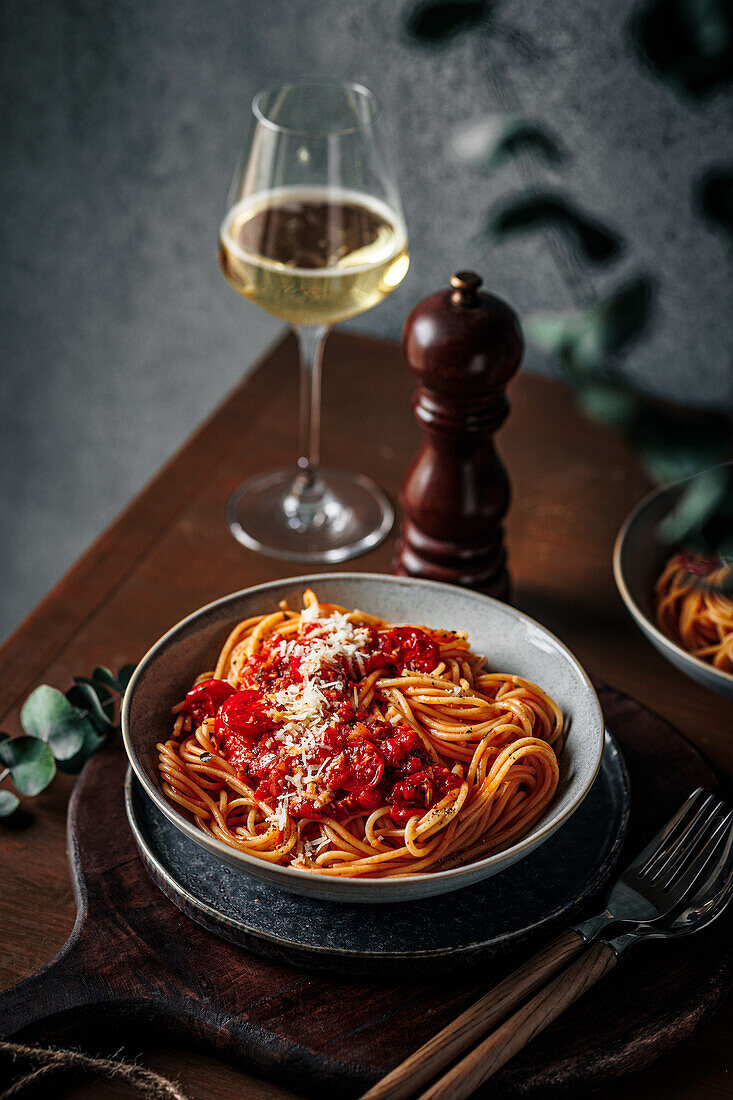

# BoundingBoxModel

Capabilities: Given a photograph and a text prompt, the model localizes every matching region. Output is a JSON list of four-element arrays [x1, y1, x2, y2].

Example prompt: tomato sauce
[[205, 623, 456, 825], [680, 551, 720, 577]]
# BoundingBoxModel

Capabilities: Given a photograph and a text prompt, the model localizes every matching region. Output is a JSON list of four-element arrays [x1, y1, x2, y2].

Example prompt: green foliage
[[117, 665, 137, 695], [488, 122, 565, 168], [403, 0, 493, 45], [68, 681, 115, 731], [587, 277, 655, 356], [21, 686, 87, 761], [0, 790, 20, 817], [631, 0, 733, 100], [526, 276, 654, 374], [90, 666, 120, 690], [0, 736, 56, 796], [0, 663, 135, 817], [574, 382, 640, 429], [482, 193, 622, 265], [452, 116, 565, 171], [629, 402, 732, 486], [55, 689, 108, 776], [695, 168, 733, 237], [526, 272, 733, 555], [658, 465, 730, 547], [693, 472, 733, 559]]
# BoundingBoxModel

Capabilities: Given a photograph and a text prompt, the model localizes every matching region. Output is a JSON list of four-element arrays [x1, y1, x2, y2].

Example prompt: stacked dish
[[122, 574, 606, 904]]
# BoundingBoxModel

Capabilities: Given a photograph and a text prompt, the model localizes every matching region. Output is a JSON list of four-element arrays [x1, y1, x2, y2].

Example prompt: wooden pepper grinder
[[393, 271, 522, 600]]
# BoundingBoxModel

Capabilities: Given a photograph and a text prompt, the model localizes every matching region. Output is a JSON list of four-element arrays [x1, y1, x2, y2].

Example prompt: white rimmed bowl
[[122, 573, 604, 902], [614, 473, 733, 699]]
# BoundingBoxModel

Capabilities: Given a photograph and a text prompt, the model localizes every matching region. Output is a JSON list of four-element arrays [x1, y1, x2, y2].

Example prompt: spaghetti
[[157, 590, 563, 878], [655, 552, 733, 673]]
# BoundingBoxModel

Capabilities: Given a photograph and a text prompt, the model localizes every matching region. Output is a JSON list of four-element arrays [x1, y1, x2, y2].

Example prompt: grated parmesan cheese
[[261, 610, 374, 828]]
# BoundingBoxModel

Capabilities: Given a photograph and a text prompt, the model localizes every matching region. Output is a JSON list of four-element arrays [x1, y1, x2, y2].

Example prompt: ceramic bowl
[[614, 473, 733, 698], [122, 573, 604, 902]]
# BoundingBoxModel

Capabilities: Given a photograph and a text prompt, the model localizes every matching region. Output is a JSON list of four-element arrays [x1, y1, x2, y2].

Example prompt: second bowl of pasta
[[614, 468, 733, 699]]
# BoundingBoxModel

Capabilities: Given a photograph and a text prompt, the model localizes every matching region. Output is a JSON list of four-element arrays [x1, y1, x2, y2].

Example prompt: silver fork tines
[[623, 790, 727, 911], [639, 788, 713, 879], [636, 788, 706, 878], [654, 800, 726, 888], [664, 809, 733, 897]]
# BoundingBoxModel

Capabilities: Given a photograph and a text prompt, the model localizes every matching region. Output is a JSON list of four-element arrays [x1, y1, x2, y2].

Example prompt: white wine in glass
[[219, 81, 409, 561], [220, 188, 408, 326]]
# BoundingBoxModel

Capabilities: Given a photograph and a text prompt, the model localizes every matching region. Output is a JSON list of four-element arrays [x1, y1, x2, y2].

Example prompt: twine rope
[[0, 1039, 190, 1099]]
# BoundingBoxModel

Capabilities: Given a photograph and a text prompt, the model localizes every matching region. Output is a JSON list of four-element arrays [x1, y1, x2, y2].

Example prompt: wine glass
[[219, 80, 409, 562]]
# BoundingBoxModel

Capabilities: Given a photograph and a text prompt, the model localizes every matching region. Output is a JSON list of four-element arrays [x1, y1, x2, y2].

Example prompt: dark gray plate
[[125, 730, 628, 974]]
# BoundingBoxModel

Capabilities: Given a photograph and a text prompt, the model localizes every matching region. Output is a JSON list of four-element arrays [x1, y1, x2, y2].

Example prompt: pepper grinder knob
[[393, 270, 523, 599], [450, 269, 482, 306]]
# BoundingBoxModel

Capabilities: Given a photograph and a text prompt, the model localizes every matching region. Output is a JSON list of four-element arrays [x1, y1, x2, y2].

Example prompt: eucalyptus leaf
[[451, 116, 565, 170], [576, 382, 640, 428], [0, 737, 56, 796], [92, 666, 120, 690], [631, 401, 733, 485], [403, 0, 492, 45], [678, 470, 733, 560], [55, 719, 107, 775], [525, 313, 600, 373], [631, 0, 733, 100], [711, 531, 733, 562], [73, 677, 116, 721], [482, 193, 622, 265], [658, 466, 729, 545], [21, 685, 86, 761], [590, 276, 654, 357], [695, 168, 733, 237], [491, 122, 565, 167], [116, 664, 136, 695], [66, 683, 115, 734], [74, 676, 113, 701], [526, 276, 654, 377], [524, 313, 579, 356], [0, 790, 20, 817]]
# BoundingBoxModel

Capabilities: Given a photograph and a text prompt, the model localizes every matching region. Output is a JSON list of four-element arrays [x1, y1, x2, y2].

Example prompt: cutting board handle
[[0, 931, 98, 1037], [0, 751, 194, 1045]]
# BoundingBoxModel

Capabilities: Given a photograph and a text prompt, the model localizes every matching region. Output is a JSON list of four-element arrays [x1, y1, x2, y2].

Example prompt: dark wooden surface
[[1, 331, 733, 1099], [0, 681, 729, 1100]]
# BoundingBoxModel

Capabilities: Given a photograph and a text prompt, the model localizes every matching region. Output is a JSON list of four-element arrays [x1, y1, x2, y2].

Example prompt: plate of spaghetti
[[615, 472, 733, 698], [122, 574, 604, 901]]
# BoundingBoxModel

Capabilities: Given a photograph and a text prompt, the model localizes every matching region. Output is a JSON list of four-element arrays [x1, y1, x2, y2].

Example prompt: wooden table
[[1, 332, 732, 1100]]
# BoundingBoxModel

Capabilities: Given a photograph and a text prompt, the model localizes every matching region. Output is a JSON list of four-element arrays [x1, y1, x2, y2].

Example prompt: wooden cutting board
[[0, 682, 730, 1099]]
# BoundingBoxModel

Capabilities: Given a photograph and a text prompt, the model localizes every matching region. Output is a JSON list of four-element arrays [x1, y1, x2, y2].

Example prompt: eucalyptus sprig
[[631, 0, 733, 101], [0, 664, 135, 817], [526, 276, 733, 551], [451, 115, 566, 172]]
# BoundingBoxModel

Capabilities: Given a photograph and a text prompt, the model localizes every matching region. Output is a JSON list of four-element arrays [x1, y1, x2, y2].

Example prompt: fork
[[361, 787, 733, 1100], [419, 798, 733, 1100]]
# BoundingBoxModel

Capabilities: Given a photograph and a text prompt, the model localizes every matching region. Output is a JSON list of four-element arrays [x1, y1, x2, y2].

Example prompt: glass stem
[[295, 324, 328, 485]]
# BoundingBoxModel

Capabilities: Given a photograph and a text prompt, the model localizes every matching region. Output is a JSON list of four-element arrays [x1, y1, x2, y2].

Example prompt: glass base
[[226, 467, 394, 563]]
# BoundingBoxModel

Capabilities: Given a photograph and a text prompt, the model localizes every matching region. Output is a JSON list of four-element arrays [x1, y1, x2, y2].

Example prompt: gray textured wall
[[2, 0, 732, 641]]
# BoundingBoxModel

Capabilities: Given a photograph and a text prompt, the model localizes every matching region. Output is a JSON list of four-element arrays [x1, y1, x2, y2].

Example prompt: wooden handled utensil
[[362, 790, 733, 1100]]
